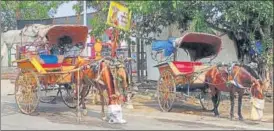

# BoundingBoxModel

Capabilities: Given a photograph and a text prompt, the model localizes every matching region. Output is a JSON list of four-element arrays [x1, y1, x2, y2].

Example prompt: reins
[[190, 63, 242, 86]]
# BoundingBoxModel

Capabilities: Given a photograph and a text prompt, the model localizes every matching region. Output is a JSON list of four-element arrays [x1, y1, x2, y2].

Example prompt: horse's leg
[[238, 89, 244, 121], [81, 85, 88, 116], [100, 88, 107, 120], [229, 88, 235, 120], [215, 90, 221, 117], [211, 87, 219, 117], [96, 83, 106, 120]]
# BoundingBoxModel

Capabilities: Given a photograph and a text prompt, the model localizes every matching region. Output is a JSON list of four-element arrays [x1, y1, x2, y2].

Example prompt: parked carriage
[[13, 24, 90, 115], [155, 32, 222, 112]]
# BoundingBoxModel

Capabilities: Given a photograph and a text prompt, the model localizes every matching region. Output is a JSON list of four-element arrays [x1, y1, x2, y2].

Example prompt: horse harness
[[215, 63, 242, 88], [221, 63, 261, 98]]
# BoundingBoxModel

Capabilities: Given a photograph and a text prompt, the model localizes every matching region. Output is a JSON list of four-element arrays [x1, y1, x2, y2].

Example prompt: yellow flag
[[107, 1, 131, 31]]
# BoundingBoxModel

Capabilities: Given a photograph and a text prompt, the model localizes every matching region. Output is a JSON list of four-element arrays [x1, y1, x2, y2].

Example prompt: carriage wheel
[[61, 84, 77, 108], [199, 87, 216, 111], [39, 84, 58, 103], [15, 69, 40, 115], [84, 85, 91, 98], [157, 70, 176, 112], [61, 83, 91, 108]]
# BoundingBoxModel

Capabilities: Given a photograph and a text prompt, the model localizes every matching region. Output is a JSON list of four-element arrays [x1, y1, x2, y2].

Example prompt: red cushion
[[172, 61, 203, 73]]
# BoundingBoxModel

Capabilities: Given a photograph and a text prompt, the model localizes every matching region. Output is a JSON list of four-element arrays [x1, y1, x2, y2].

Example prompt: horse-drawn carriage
[[13, 24, 90, 115], [155, 32, 267, 121], [13, 24, 132, 123], [155, 32, 222, 112]]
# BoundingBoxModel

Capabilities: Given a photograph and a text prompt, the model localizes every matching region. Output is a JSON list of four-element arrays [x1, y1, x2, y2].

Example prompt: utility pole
[[83, 1, 87, 26], [83, 1, 88, 56], [136, 36, 140, 82]]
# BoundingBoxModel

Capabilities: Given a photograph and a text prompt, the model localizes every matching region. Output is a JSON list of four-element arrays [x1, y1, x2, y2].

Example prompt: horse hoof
[[239, 117, 244, 121], [214, 115, 220, 118], [82, 109, 88, 116]]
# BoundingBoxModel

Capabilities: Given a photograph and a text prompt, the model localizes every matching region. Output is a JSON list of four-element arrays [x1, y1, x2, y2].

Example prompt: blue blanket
[[151, 38, 176, 57], [249, 41, 263, 55], [39, 55, 58, 64]]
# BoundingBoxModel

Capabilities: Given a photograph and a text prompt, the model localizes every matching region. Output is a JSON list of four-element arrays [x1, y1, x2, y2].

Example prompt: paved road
[[1, 79, 273, 130], [1, 95, 273, 130]]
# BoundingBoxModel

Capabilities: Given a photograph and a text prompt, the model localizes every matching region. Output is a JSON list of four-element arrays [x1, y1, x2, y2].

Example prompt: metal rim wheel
[[15, 69, 40, 115], [61, 84, 77, 108], [199, 87, 216, 111], [39, 84, 58, 103], [157, 70, 176, 112], [84, 85, 91, 98]]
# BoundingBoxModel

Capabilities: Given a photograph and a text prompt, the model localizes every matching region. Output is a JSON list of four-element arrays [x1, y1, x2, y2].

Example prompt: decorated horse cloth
[[151, 37, 176, 57]]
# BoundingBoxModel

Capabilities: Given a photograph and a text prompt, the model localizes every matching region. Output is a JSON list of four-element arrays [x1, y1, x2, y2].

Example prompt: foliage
[[199, 1, 273, 64], [1, 1, 63, 31], [188, 11, 215, 34], [88, 1, 109, 39], [72, 1, 273, 63]]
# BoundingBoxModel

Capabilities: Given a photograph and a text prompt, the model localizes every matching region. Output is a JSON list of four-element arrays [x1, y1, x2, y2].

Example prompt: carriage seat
[[172, 61, 203, 74], [33, 55, 73, 71]]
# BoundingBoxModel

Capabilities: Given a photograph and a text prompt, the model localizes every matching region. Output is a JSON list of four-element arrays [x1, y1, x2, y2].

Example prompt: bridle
[[249, 80, 264, 99]]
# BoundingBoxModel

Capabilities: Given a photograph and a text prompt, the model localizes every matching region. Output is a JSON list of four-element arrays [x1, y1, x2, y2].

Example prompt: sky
[[54, 1, 95, 18]]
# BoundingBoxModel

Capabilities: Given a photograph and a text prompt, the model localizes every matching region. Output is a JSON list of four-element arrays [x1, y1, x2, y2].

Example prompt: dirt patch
[[156, 118, 245, 130], [131, 94, 273, 123]]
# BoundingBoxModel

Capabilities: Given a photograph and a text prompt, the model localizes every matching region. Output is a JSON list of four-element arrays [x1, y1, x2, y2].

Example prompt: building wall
[[17, 13, 95, 30]]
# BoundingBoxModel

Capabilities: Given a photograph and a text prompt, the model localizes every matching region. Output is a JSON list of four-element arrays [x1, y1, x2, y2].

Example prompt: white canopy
[[1, 24, 88, 58]]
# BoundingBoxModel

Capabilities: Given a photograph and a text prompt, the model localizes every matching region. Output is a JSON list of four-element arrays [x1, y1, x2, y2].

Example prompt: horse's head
[[117, 64, 129, 89], [241, 63, 270, 99], [258, 79, 270, 92], [111, 58, 136, 102], [251, 79, 265, 99]]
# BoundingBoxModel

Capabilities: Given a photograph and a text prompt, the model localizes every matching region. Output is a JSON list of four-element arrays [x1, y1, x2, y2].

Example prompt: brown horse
[[73, 57, 131, 119], [88, 57, 135, 111], [109, 57, 134, 102], [204, 63, 267, 120]]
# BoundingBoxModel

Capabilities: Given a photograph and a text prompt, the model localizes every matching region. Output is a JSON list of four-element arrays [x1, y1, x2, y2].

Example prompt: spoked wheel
[[61, 84, 77, 108], [199, 87, 216, 111], [84, 85, 91, 98], [15, 69, 40, 115], [157, 70, 176, 112], [39, 84, 58, 103]]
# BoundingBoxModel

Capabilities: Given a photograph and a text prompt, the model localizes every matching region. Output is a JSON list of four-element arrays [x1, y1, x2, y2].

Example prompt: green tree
[[1, 1, 63, 31], [200, 1, 273, 62], [72, 1, 273, 63]]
